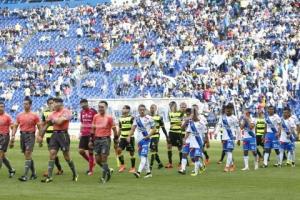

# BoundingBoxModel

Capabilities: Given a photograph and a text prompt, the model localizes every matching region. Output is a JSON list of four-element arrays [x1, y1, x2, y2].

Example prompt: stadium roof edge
[[0, 0, 111, 9]]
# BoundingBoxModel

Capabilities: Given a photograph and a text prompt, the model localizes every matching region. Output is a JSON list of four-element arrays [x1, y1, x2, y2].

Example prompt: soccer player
[[42, 97, 63, 177], [11, 97, 41, 182], [179, 107, 208, 176], [279, 107, 297, 167], [217, 105, 226, 164], [0, 101, 16, 178], [255, 108, 266, 160], [263, 105, 281, 168], [288, 113, 299, 166], [127, 104, 156, 178], [78, 99, 97, 175], [39, 98, 78, 183], [116, 105, 136, 173], [215, 103, 240, 172], [89, 100, 118, 183], [192, 104, 210, 165], [149, 104, 168, 170], [165, 101, 185, 168], [240, 108, 259, 170]]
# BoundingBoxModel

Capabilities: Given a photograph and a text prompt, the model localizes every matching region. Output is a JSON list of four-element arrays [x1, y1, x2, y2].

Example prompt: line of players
[[0, 98, 299, 183]]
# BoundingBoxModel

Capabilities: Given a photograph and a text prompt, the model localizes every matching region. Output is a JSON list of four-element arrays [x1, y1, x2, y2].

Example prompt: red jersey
[[0, 113, 12, 135], [92, 114, 116, 137], [16, 112, 40, 133], [80, 108, 97, 136], [47, 108, 72, 131]]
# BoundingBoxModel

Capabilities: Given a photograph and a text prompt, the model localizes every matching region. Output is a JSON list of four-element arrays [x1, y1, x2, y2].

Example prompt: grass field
[[0, 142, 299, 200]]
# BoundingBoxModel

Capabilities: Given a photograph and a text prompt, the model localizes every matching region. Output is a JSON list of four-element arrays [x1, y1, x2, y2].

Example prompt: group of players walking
[[0, 97, 299, 183]]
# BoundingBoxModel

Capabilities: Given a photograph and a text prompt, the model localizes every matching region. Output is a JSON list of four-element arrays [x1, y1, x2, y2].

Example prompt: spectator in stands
[[76, 27, 83, 38], [105, 61, 112, 76], [24, 87, 31, 97], [11, 104, 19, 113]]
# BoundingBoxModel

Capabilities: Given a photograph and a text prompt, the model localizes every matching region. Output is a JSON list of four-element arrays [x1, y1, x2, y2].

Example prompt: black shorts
[[169, 131, 183, 147], [150, 137, 159, 152], [45, 132, 53, 145], [48, 131, 70, 152], [94, 137, 111, 156], [0, 134, 10, 152], [46, 137, 51, 145], [20, 133, 35, 153], [118, 137, 135, 152], [79, 135, 92, 150], [256, 135, 264, 147]]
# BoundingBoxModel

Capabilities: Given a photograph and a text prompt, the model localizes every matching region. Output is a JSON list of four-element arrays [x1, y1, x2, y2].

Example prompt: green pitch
[[0, 142, 299, 200]]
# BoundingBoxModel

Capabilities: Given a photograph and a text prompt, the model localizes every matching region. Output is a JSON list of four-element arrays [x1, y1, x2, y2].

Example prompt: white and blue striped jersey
[[133, 115, 155, 142]]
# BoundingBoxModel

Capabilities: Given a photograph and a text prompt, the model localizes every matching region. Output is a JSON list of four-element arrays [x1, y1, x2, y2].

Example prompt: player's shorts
[[222, 140, 234, 152], [20, 132, 35, 153], [118, 137, 135, 152], [0, 134, 10, 152], [190, 148, 202, 158], [243, 138, 257, 151], [169, 131, 183, 147], [264, 132, 279, 149], [182, 143, 202, 158], [94, 137, 111, 156], [138, 139, 150, 157], [150, 137, 159, 152], [280, 142, 294, 151], [79, 135, 92, 150], [256, 135, 264, 147], [48, 131, 70, 152]]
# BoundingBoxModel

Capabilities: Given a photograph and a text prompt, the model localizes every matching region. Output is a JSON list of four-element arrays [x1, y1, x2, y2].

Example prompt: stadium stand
[[0, 0, 299, 121]]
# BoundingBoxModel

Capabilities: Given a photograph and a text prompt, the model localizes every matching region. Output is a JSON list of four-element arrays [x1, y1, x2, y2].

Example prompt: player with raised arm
[[240, 108, 259, 170], [179, 107, 208, 176]]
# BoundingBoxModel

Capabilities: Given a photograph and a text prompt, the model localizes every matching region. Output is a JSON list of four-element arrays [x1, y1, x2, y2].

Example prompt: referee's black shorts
[[48, 131, 70, 152], [256, 135, 264, 147]]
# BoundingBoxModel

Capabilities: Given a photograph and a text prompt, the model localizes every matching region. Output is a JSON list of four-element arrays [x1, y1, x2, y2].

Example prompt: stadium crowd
[[0, 0, 299, 117]]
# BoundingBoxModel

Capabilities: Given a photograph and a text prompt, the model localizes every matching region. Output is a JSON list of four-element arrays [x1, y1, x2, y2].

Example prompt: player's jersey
[[186, 119, 207, 148], [241, 116, 256, 139], [0, 113, 12, 135], [255, 117, 265, 136], [216, 115, 240, 141], [169, 111, 183, 134], [80, 108, 97, 136], [199, 114, 208, 127], [16, 111, 40, 133], [265, 114, 281, 133], [290, 115, 300, 126], [280, 117, 296, 143], [119, 115, 134, 138], [133, 115, 155, 143], [151, 115, 164, 138], [42, 109, 53, 138], [47, 108, 72, 131]]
